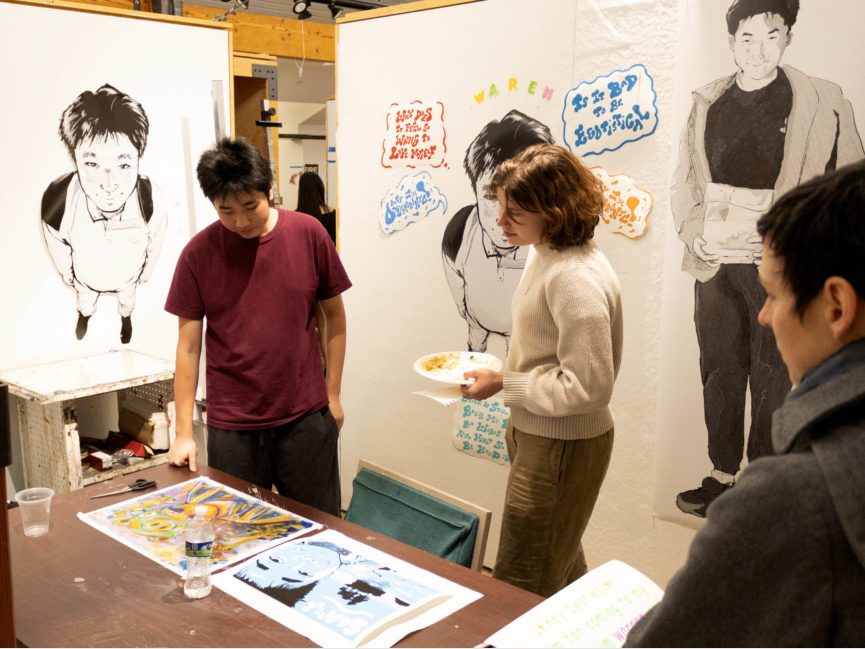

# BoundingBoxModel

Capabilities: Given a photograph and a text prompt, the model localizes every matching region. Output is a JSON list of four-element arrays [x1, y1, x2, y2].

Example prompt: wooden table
[[9, 463, 543, 647]]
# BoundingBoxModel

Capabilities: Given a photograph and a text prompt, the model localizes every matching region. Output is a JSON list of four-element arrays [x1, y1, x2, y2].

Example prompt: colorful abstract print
[[82, 477, 318, 574]]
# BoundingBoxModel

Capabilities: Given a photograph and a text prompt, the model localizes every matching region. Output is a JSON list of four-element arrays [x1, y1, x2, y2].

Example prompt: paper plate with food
[[413, 351, 503, 385]]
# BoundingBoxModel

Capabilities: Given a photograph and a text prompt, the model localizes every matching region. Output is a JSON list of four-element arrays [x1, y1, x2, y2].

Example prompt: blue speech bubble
[[562, 63, 659, 157]]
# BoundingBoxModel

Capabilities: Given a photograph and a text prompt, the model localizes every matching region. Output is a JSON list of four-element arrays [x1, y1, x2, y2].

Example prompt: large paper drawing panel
[[655, 0, 865, 526], [336, 0, 683, 576], [0, 1, 230, 371]]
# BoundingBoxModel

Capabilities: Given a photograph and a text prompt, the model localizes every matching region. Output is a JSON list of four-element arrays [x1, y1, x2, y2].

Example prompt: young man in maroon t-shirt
[[164, 137, 351, 515]]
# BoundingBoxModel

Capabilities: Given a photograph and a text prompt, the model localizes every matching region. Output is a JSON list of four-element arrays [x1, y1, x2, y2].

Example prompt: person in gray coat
[[627, 160, 865, 646]]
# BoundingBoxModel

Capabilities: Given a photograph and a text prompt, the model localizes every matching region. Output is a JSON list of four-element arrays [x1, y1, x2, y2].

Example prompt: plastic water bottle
[[184, 505, 214, 599]]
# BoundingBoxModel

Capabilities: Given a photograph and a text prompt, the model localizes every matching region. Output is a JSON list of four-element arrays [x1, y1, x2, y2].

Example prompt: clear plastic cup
[[15, 487, 54, 537]]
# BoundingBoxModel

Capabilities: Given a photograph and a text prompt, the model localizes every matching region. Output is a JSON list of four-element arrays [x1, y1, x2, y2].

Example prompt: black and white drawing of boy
[[441, 110, 553, 352], [236, 540, 439, 612], [672, 0, 864, 517], [41, 83, 166, 344]]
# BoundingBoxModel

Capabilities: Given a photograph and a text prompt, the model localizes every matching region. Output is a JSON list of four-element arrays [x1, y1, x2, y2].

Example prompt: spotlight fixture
[[291, 0, 380, 21], [292, 0, 312, 19]]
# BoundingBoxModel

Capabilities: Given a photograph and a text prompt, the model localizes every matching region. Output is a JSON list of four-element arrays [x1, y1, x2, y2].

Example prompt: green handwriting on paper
[[451, 397, 510, 464]]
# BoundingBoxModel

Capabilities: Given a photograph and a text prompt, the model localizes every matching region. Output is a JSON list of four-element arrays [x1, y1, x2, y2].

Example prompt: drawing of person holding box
[[41, 83, 166, 344], [672, 0, 864, 517]]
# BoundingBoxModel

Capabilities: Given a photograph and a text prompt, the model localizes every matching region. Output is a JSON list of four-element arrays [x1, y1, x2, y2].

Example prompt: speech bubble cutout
[[451, 397, 510, 465], [381, 101, 447, 168], [562, 63, 658, 157], [591, 166, 652, 239], [380, 171, 448, 235]]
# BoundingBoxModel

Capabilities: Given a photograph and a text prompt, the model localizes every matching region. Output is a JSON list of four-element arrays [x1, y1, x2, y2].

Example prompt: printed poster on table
[[212, 529, 482, 648], [485, 560, 663, 648], [79, 477, 321, 576]]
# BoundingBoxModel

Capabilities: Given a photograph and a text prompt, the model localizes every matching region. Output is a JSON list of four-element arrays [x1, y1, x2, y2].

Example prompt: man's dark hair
[[726, 0, 798, 35], [464, 110, 553, 192], [59, 84, 149, 157], [757, 160, 865, 317], [196, 137, 273, 202]]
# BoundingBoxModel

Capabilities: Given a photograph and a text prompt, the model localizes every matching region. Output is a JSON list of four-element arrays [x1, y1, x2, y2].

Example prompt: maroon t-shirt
[[165, 209, 351, 430]]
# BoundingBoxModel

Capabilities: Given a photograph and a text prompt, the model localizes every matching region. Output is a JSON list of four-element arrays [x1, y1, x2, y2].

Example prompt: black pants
[[694, 265, 790, 475], [207, 407, 341, 516]]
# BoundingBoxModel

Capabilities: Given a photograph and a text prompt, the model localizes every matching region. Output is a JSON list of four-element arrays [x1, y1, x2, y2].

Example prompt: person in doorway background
[[441, 109, 553, 353], [296, 171, 336, 245], [41, 83, 167, 344], [461, 144, 623, 597], [671, 0, 864, 517], [628, 161, 865, 647], [164, 137, 351, 516]]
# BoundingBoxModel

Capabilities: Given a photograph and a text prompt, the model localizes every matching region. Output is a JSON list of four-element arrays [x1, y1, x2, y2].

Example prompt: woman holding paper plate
[[461, 143, 623, 598]]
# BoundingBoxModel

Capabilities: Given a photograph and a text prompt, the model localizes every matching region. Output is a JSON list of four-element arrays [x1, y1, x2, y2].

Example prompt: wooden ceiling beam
[[72, 0, 335, 61]]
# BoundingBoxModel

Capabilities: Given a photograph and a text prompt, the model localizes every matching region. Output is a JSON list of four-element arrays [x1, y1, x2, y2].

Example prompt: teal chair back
[[345, 461, 490, 571]]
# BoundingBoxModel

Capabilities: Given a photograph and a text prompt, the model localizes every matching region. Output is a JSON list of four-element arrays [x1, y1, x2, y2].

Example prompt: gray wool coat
[[626, 360, 865, 647]]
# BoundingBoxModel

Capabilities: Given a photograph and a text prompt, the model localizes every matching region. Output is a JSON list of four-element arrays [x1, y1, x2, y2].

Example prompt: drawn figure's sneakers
[[120, 315, 132, 344], [75, 312, 91, 340], [676, 477, 733, 518]]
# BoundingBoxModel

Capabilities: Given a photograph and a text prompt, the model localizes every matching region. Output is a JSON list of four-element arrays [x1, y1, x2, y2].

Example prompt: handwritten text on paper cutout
[[380, 172, 448, 235], [451, 397, 509, 465], [591, 167, 652, 239], [381, 101, 447, 169], [562, 64, 658, 157]]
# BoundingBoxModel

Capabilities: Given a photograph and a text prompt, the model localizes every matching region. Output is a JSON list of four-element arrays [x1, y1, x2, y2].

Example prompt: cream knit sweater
[[502, 239, 623, 439]]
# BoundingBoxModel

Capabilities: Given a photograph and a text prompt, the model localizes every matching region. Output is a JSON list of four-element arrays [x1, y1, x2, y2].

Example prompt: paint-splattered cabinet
[[0, 350, 174, 494]]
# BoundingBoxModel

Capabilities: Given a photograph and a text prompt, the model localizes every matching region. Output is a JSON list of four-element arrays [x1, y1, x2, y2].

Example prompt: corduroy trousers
[[493, 424, 614, 597]]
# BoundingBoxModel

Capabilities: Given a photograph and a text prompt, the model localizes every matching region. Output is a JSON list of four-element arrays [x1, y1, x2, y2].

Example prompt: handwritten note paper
[[591, 166, 652, 239], [381, 100, 447, 169], [380, 171, 448, 235], [562, 64, 658, 157], [485, 560, 663, 648], [451, 397, 509, 465]]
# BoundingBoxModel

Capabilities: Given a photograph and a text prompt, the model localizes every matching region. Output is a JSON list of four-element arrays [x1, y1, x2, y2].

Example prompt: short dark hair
[[59, 84, 149, 158], [757, 160, 865, 317], [196, 137, 273, 202], [296, 171, 328, 216], [726, 0, 798, 35], [486, 144, 603, 250], [464, 110, 553, 193]]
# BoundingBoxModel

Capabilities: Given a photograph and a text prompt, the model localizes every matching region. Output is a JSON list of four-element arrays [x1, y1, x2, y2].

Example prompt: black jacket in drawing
[[41, 171, 166, 316]]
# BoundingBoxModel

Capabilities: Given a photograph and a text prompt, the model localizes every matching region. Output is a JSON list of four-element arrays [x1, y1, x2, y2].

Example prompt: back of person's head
[[197, 137, 273, 202], [296, 171, 328, 216], [486, 143, 603, 250], [464, 110, 553, 192], [726, 0, 799, 34], [757, 160, 865, 316], [59, 84, 149, 158]]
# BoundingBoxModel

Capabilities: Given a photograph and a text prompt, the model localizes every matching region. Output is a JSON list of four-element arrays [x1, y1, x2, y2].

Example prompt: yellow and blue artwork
[[79, 477, 321, 576]]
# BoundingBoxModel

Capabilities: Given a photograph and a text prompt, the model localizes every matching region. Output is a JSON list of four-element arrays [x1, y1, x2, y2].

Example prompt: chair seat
[[345, 468, 480, 568]]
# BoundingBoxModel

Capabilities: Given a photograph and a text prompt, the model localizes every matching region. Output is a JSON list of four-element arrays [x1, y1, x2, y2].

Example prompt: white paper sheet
[[485, 560, 663, 648], [213, 529, 482, 648], [411, 385, 463, 406]]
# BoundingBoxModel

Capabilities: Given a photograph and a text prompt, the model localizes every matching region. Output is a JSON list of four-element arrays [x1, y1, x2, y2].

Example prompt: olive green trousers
[[492, 424, 614, 597]]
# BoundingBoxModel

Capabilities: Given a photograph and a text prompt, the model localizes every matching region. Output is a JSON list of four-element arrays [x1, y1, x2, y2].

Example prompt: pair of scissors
[[90, 478, 157, 499]]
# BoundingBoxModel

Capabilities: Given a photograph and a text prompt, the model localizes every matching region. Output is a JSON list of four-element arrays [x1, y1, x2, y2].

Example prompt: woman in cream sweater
[[462, 143, 623, 597]]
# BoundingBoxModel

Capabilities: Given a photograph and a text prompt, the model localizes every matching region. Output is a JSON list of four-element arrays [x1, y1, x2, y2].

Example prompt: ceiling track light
[[291, 0, 381, 21], [292, 0, 312, 19]]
